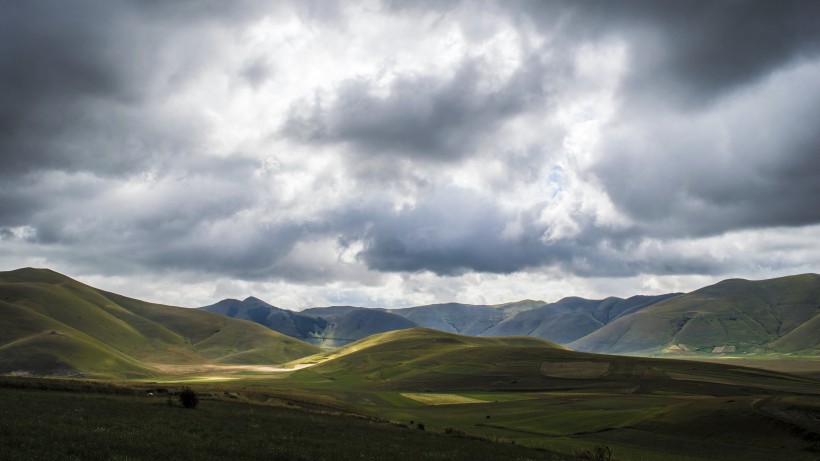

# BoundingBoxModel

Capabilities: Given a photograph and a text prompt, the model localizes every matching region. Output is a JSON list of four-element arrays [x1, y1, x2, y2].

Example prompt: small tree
[[179, 387, 199, 409]]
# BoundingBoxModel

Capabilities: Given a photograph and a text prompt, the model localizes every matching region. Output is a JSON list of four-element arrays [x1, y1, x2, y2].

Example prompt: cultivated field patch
[[401, 392, 486, 405]]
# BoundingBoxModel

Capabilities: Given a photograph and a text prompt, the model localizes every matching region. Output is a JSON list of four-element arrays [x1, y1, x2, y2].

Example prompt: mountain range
[[1, 268, 817, 380], [202, 274, 820, 355]]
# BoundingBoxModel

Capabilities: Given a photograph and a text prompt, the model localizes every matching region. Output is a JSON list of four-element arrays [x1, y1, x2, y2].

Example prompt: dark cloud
[[514, 0, 820, 108], [348, 187, 728, 278], [282, 55, 561, 162], [591, 60, 820, 237], [620, 0, 820, 108], [0, 0, 286, 179]]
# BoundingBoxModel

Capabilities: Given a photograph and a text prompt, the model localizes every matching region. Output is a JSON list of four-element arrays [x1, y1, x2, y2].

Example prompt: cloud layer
[[1, 0, 819, 307]]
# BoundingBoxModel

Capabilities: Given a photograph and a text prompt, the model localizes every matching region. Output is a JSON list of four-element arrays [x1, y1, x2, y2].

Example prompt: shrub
[[179, 387, 199, 409], [416, 423, 425, 431], [576, 445, 613, 461]]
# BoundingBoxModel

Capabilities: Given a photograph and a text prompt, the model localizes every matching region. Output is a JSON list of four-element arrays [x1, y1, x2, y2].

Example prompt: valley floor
[[4, 366, 819, 461]]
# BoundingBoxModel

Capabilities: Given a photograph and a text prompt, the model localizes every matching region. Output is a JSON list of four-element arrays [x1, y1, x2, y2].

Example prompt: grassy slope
[[768, 312, 820, 354], [0, 268, 320, 378], [285, 328, 817, 397], [0, 386, 571, 461], [288, 328, 566, 365], [570, 274, 820, 354]]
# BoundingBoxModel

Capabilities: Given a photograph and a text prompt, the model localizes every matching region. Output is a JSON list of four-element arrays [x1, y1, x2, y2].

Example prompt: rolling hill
[[285, 328, 819, 396], [0, 268, 321, 378], [570, 274, 820, 355]]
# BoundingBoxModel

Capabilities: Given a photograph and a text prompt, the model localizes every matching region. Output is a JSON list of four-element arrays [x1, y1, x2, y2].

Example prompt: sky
[[1, 0, 819, 309]]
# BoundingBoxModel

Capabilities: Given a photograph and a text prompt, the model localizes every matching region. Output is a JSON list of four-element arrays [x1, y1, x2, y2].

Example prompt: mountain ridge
[[201, 274, 819, 355]]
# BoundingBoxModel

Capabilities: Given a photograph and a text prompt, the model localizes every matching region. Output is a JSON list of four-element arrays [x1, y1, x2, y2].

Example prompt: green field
[[4, 361, 818, 461], [263, 329, 820, 460], [0, 382, 574, 461]]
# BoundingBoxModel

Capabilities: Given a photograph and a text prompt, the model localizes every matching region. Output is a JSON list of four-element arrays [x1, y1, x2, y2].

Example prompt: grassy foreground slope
[[0, 268, 320, 378], [0, 385, 571, 461], [570, 274, 820, 355]]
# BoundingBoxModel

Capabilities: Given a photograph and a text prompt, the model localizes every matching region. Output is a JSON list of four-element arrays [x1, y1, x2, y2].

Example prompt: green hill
[[287, 328, 572, 390], [286, 328, 816, 396], [570, 274, 820, 355], [0, 268, 321, 378]]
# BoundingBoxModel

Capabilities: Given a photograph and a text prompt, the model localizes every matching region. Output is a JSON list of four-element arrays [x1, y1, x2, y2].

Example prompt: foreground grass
[[0, 387, 572, 461]]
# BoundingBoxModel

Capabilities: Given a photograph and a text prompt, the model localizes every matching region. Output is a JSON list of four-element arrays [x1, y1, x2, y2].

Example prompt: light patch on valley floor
[[146, 363, 315, 381], [400, 393, 486, 405]]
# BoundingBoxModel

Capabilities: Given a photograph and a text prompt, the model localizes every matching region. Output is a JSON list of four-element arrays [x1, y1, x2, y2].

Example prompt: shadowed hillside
[[390, 303, 511, 336], [483, 294, 680, 343], [203, 300, 418, 348], [201, 297, 329, 342], [203, 294, 677, 347]]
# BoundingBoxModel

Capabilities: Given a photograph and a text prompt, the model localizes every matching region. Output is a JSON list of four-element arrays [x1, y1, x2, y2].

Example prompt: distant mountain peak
[[239, 296, 279, 309], [242, 296, 266, 303]]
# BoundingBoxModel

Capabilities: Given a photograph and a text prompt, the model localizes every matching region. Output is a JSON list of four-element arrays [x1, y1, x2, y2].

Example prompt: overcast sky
[[2, 0, 819, 309]]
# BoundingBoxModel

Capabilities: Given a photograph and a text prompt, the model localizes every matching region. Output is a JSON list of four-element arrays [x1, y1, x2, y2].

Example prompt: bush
[[576, 445, 613, 461], [179, 387, 199, 409]]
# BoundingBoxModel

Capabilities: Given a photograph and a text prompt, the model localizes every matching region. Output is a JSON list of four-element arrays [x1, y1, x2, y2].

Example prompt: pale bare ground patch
[[401, 393, 485, 405], [146, 363, 314, 381]]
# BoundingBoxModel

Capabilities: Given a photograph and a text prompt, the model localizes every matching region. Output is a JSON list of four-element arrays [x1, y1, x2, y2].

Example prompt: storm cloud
[[282, 54, 560, 162], [1, 0, 819, 307]]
